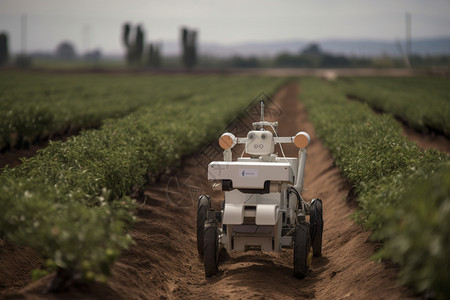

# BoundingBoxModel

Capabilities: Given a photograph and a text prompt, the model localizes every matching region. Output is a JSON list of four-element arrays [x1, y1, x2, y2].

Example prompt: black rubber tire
[[203, 224, 218, 277], [309, 198, 323, 257], [294, 222, 311, 279], [196, 196, 210, 256]]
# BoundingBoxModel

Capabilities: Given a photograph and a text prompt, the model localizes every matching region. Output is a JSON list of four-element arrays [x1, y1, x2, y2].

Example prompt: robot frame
[[197, 100, 323, 278]]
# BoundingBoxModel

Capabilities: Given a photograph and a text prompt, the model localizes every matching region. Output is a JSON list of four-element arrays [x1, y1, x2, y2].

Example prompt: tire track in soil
[[12, 82, 418, 300]]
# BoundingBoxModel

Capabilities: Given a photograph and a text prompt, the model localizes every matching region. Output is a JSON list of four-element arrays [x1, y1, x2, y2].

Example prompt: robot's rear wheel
[[196, 195, 210, 256], [309, 198, 323, 257], [294, 222, 312, 278], [203, 223, 219, 277]]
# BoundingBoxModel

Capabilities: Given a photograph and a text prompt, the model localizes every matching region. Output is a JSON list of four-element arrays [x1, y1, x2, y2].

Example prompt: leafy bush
[[374, 164, 450, 299], [0, 72, 249, 149], [335, 77, 450, 136], [300, 77, 449, 298], [0, 74, 285, 283]]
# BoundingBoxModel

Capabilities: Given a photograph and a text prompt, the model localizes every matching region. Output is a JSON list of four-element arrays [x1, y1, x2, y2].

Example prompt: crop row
[[0, 72, 228, 149], [335, 77, 450, 136], [0, 73, 285, 287], [300, 77, 449, 299]]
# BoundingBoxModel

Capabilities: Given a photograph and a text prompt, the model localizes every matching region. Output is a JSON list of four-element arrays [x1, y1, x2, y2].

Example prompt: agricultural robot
[[197, 100, 324, 278]]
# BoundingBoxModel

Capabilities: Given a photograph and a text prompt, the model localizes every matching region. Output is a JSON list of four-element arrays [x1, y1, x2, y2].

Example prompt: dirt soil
[[0, 144, 47, 169], [402, 125, 450, 154], [1, 83, 423, 299]]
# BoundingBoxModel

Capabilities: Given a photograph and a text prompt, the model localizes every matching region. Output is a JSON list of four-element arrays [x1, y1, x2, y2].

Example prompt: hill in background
[[161, 37, 450, 57]]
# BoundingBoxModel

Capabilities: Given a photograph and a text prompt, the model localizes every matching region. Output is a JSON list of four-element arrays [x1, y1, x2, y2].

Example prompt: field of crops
[[300, 77, 449, 298], [0, 71, 449, 299], [0, 71, 285, 286], [1, 72, 269, 150], [335, 77, 450, 136]]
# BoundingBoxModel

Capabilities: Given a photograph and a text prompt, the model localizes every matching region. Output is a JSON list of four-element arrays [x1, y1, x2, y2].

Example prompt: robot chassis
[[197, 101, 323, 278]]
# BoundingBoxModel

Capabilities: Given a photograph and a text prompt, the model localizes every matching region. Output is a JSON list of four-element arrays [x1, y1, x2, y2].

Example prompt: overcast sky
[[1, 0, 449, 55]]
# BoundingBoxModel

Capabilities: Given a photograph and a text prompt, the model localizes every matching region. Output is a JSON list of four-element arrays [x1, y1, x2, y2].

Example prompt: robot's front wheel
[[293, 222, 313, 279], [309, 198, 323, 257], [196, 195, 210, 256], [203, 223, 219, 277]]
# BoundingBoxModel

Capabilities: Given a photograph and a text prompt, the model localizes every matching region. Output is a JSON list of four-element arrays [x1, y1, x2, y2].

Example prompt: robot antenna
[[260, 99, 264, 122]]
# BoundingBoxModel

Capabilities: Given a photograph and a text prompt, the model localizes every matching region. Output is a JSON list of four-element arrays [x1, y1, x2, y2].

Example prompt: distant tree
[[122, 23, 145, 65], [321, 54, 351, 68], [146, 43, 161, 68], [301, 43, 322, 56], [181, 27, 197, 70], [372, 54, 394, 68], [0, 32, 9, 66], [85, 49, 102, 62], [274, 52, 318, 68], [123, 23, 131, 48], [230, 56, 260, 68], [14, 54, 32, 68], [274, 52, 302, 67], [135, 25, 144, 62], [300, 43, 322, 67], [56, 41, 76, 60], [274, 44, 357, 68], [122, 23, 132, 63]]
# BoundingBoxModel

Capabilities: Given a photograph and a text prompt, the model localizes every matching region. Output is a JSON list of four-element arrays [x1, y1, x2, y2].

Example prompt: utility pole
[[406, 12, 412, 65], [83, 24, 90, 54], [396, 39, 410, 68], [21, 14, 27, 54]]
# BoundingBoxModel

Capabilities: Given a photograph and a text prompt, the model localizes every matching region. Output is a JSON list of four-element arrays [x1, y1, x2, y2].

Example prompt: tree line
[[1, 27, 448, 69], [122, 23, 197, 70], [0, 24, 199, 70]]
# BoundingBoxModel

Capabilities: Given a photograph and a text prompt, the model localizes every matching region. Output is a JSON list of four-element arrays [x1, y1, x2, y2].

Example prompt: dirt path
[[402, 125, 450, 154], [5, 83, 418, 299], [0, 144, 47, 169]]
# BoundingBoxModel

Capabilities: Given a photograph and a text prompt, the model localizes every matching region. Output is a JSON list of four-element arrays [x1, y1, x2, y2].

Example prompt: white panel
[[224, 190, 281, 205], [237, 136, 294, 144], [239, 168, 258, 177], [236, 157, 298, 176], [232, 225, 275, 252], [224, 190, 246, 204], [245, 131, 274, 156], [255, 204, 279, 225], [234, 236, 273, 252], [274, 136, 294, 143], [208, 161, 293, 189], [222, 204, 244, 225]]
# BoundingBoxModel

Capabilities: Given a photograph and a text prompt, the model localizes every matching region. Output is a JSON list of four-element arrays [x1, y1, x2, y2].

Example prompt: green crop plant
[[0, 73, 285, 290], [300, 77, 449, 298], [335, 77, 450, 137], [0, 72, 223, 150], [372, 163, 450, 299]]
